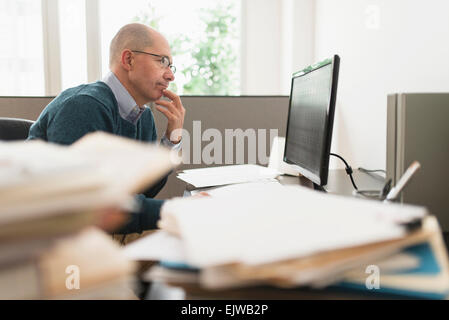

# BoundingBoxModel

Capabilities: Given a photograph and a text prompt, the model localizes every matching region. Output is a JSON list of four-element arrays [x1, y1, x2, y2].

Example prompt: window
[[59, 0, 87, 89], [99, 0, 241, 95], [1, 0, 311, 97], [0, 0, 45, 96]]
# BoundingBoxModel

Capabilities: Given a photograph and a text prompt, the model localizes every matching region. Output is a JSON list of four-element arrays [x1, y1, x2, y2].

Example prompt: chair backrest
[[0, 117, 35, 141]]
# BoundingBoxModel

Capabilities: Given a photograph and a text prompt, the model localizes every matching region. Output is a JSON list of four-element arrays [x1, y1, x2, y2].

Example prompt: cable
[[358, 167, 386, 174], [353, 189, 382, 199], [330, 153, 358, 190]]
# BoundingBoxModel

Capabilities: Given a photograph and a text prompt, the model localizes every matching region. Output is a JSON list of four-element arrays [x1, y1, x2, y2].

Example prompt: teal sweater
[[28, 81, 165, 234]]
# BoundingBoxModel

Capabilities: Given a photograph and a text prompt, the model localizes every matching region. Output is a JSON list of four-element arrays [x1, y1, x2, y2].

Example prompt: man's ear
[[121, 49, 133, 71]]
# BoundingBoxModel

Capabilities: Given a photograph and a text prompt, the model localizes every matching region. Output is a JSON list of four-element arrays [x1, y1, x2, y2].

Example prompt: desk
[[185, 168, 386, 198], [279, 169, 385, 196]]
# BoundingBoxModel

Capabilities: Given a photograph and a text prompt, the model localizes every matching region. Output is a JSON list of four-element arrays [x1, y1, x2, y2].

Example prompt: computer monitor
[[283, 55, 340, 187]]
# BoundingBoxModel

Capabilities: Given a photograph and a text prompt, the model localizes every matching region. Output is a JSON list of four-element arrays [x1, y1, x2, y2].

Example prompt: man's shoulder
[[63, 82, 116, 108], [30, 82, 120, 143], [38, 81, 118, 121], [81, 81, 115, 100]]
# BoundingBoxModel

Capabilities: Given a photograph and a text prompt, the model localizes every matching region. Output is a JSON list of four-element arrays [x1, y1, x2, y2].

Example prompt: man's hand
[[95, 207, 127, 233], [154, 89, 185, 144], [193, 191, 211, 198]]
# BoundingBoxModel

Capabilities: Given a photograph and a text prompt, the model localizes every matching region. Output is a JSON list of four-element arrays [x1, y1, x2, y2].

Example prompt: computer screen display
[[283, 55, 340, 186]]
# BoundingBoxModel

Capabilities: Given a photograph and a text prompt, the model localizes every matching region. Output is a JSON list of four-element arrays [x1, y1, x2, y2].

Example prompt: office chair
[[0, 117, 35, 141]]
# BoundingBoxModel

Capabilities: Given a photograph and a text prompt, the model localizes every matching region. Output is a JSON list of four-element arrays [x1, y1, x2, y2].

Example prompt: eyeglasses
[[131, 50, 176, 74]]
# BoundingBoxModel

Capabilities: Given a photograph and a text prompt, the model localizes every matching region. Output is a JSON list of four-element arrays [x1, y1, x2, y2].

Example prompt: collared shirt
[[102, 71, 181, 150]]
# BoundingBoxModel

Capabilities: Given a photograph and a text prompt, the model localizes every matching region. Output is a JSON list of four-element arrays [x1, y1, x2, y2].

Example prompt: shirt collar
[[102, 71, 146, 124]]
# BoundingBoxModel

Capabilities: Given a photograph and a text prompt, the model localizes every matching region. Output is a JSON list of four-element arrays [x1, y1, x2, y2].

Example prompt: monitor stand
[[313, 183, 327, 192], [293, 175, 327, 192]]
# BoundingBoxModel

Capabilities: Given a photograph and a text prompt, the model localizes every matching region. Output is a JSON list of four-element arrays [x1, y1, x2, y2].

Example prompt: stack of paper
[[160, 183, 425, 266], [0, 227, 136, 299], [176, 164, 279, 188], [0, 132, 180, 219], [125, 182, 449, 299], [334, 220, 449, 299], [0, 132, 180, 299]]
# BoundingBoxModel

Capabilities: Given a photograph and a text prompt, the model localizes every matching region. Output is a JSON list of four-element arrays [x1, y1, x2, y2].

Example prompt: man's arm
[[112, 195, 165, 234], [154, 89, 185, 144], [141, 177, 168, 198]]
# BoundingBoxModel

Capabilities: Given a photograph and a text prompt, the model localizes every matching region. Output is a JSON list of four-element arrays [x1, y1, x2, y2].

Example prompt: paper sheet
[[123, 230, 187, 263], [177, 164, 279, 188], [190, 180, 281, 197]]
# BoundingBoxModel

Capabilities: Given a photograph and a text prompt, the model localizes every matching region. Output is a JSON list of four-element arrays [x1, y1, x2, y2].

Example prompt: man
[[28, 23, 185, 234]]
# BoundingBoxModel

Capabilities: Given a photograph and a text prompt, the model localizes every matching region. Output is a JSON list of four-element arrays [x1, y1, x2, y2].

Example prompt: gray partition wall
[[0, 96, 54, 120], [0, 96, 290, 198], [152, 96, 290, 198]]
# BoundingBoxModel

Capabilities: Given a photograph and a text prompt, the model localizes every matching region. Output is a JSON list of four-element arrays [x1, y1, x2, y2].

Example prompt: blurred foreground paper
[[123, 230, 187, 263], [0, 227, 136, 299], [149, 182, 449, 298], [160, 182, 427, 267], [0, 132, 180, 224], [0, 132, 181, 299]]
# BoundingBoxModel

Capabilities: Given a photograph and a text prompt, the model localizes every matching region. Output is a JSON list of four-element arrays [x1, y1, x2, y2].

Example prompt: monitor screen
[[283, 55, 340, 186]]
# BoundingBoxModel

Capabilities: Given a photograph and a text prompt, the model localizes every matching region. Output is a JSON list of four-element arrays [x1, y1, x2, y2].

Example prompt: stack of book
[[0, 132, 180, 299], [125, 182, 449, 299]]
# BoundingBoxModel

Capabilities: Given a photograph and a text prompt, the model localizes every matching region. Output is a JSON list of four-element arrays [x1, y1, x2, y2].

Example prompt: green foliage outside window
[[132, 2, 240, 95]]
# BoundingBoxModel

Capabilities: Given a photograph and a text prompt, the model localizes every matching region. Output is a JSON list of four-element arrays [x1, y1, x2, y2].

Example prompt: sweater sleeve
[[113, 194, 165, 234], [46, 95, 114, 145]]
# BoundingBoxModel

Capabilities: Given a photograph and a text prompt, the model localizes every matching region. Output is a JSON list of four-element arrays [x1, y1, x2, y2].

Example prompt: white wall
[[241, 0, 282, 95], [314, 0, 449, 170], [241, 0, 315, 95]]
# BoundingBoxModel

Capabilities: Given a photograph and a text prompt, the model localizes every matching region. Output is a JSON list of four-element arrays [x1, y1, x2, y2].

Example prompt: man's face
[[128, 36, 175, 104]]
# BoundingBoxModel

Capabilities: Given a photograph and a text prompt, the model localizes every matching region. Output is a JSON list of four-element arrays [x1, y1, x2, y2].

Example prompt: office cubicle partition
[[0, 96, 290, 198], [386, 93, 449, 232]]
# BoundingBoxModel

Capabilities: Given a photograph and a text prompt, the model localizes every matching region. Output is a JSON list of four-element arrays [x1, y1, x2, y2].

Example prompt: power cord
[[358, 167, 386, 174], [329, 154, 393, 199], [330, 153, 358, 190]]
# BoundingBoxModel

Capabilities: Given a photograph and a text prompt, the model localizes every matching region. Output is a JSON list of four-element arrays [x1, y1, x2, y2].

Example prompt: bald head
[[109, 23, 155, 68]]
